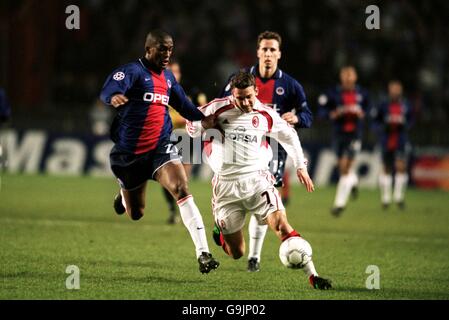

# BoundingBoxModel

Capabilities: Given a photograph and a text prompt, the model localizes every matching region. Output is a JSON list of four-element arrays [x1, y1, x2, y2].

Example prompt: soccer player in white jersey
[[186, 72, 331, 289]]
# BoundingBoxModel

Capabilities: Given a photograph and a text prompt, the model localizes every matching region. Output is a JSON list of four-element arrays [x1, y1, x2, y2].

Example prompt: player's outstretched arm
[[170, 82, 204, 121]]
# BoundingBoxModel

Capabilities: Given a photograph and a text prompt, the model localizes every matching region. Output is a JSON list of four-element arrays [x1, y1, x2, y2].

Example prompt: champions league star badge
[[113, 72, 125, 81], [167, 79, 172, 88]]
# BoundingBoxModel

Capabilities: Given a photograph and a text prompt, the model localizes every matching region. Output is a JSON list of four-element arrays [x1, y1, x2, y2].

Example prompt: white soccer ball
[[279, 237, 312, 269]]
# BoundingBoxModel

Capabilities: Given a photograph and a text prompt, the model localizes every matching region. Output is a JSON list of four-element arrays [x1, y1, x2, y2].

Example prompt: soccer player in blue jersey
[[371, 80, 413, 210], [99, 30, 219, 274], [220, 31, 313, 272], [318, 66, 370, 216]]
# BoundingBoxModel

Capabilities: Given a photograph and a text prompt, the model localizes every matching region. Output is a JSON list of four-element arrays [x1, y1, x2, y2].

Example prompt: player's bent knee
[[173, 181, 190, 200]]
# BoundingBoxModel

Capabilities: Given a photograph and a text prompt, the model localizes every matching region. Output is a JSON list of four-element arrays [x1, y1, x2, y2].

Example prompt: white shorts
[[212, 170, 285, 235]]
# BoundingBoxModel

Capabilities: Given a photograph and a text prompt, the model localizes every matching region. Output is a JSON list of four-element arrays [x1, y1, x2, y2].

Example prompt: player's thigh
[[110, 148, 151, 191], [245, 172, 284, 222], [214, 203, 246, 236]]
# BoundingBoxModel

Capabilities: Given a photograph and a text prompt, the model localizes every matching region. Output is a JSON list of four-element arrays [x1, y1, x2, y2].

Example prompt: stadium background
[[1, 0, 449, 301], [1, 0, 449, 189]]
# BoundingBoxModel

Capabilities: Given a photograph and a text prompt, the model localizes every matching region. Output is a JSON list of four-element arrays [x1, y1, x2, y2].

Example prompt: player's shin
[[177, 195, 210, 258], [379, 174, 392, 205], [394, 173, 408, 203], [334, 175, 352, 208], [120, 189, 128, 211], [248, 215, 268, 262]]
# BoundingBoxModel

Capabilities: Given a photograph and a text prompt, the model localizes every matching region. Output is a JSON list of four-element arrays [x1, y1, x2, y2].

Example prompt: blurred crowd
[[1, 0, 448, 145]]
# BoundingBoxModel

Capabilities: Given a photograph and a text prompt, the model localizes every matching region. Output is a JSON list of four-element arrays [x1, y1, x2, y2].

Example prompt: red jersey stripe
[[255, 110, 273, 132], [255, 78, 275, 105], [135, 71, 169, 154]]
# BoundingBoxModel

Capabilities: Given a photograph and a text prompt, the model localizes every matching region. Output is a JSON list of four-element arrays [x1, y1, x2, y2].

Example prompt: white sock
[[303, 260, 318, 278], [394, 173, 408, 203], [334, 175, 352, 208], [379, 174, 392, 204], [348, 171, 358, 188], [248, 214, 268, 262], [177, 195, 210, 258], [120, 189, 127, 210]]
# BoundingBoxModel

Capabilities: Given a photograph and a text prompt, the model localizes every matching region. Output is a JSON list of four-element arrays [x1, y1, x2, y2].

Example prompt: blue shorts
[[110, 139, 181, 190], [333, 134, 361, 159], [382, 143, 411, 168]]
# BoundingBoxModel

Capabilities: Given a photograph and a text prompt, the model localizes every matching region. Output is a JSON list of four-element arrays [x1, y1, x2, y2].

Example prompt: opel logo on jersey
[[276, 87, 285, 95], [113, 72, 125, 81], [143, 92, 169, 105], [252, 116, 259, 128], [167, 79, 172, 88]]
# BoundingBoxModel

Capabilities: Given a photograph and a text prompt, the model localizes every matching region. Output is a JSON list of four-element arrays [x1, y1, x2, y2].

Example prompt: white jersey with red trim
[[187, 96, 307, 177]]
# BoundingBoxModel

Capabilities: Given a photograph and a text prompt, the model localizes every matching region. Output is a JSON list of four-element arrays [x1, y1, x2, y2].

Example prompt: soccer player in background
[[318, 66, 370, 217], [221, 31, 313, 272], [99, 30, 219, 274], [187, 71, 331, 289], [371, 80, 413, 209]]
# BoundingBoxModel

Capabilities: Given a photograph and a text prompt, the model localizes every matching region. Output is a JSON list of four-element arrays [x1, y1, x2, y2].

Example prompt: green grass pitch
[[1, 173, 448, 299]]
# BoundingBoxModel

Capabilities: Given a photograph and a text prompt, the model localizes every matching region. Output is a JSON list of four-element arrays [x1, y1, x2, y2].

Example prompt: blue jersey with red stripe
[[318, 85, 370, 138], [220, 65, 313, 128], [371, 99, 413, 151], [100, 58, 204, 155]]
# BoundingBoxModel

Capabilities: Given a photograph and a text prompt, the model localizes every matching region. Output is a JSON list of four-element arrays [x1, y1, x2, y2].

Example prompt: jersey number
[[165, 144, 174, 154], [261, 191, 271, 205]]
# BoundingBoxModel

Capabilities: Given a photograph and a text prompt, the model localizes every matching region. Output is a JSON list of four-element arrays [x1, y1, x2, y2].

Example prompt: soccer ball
[[279, 237, 312, 269]]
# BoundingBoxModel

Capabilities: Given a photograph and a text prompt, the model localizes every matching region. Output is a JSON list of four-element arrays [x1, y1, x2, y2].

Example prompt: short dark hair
[[257, 31, 282, 49], [145, 30, 172, 49], [231, 71, 256, 90]]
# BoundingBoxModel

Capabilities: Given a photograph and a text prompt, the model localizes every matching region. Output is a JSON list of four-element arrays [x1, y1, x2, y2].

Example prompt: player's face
[[340, 67, 357, 89], [388, 82, 403, 100], [147, 37, 174, 70], [232, 86, 258, 113], [257, 39, 281, 72]]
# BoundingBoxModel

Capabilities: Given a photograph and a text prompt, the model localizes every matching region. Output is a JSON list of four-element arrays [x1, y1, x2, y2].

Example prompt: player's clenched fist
[[281, 112, 299, 125], [111, 94, 129, 108]]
